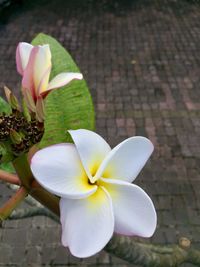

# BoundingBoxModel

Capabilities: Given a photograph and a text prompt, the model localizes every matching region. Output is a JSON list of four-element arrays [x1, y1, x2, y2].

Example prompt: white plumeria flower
[[31, 129, 157, 258], [16, 42, 83, 111]]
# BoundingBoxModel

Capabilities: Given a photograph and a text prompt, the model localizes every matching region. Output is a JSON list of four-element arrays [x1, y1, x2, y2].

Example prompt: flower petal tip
[[77, 73, 83, 80], [16, 42, 33, 75]]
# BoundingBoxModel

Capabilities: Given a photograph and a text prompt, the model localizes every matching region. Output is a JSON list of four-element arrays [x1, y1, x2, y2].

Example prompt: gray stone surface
[[0, 0, 200, 266]]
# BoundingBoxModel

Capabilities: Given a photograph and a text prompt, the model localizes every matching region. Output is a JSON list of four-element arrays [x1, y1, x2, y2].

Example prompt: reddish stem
[[0, 186, 28, 220], [0, 170, 21, 185]]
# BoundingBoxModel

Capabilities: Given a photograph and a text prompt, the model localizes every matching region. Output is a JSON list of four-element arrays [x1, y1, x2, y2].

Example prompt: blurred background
[[0, 0, 200, 266]]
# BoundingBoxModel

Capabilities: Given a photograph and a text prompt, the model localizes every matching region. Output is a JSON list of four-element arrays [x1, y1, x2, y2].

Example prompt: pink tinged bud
[[34, 45, 52, 91], [22, 46, 39, 101], [16, 42, 83, 111], [16, 42, 33, 75], [21, 45, 52, 100], [37, 66, 52, 96]]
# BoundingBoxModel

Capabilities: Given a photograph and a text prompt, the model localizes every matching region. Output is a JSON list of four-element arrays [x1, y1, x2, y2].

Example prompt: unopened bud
[[10, 129, 23, 144], [36, 96, 45, 123], [10, 94, 20, 111], [22, 88, 36, 113], [4, 86, 20, 111], [4, 86, 11, 103], [22, 99, 31, 122]]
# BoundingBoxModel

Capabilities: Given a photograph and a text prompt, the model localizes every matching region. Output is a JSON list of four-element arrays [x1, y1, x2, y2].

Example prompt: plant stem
[[0, 186, 28, 221], [0, 170, 20, 185]]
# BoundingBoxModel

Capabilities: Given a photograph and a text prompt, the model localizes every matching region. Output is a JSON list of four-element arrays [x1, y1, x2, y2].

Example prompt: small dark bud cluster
[[0, 112, 44, 155]]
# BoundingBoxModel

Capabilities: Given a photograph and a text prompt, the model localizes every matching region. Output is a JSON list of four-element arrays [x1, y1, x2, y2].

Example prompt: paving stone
[[53, 245, 70, 265]]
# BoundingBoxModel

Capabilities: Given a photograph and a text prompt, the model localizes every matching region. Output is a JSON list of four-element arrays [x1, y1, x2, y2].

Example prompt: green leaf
[[0, 143, 14, 173], [32, 33, 95, 148], [0, 96, 11, 114], [0, 162, 15, 173], [0, 142, 13, 161]]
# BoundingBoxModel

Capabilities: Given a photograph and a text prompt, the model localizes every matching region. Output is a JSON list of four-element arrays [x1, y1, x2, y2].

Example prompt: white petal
[[60, 187, 114, 258], [16, 42, 33, 75], [101, 178, 157, 237], [95, 136, 154, 183], [30, 143, 97, 199], [33, 44, 52, 94], [37, 67, 51, 96], [47, 72, 83, 91], [69, 129, 111, 182], [21, 46, 38, 100]]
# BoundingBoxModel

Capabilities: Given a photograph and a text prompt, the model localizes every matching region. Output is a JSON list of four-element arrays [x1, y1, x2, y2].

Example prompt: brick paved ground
[[0, 0, 200, 266]]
